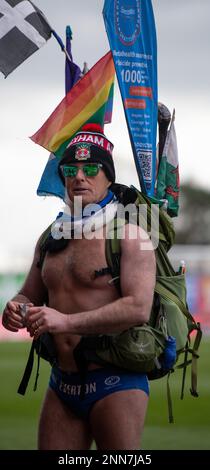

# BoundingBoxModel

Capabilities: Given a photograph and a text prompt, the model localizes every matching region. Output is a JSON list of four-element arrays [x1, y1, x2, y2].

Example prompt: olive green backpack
[[73, 184, 202, 421], [18, 184, 202, 422]]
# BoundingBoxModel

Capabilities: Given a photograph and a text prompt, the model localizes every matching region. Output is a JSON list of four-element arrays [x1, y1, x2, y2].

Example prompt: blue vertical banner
[[103, 0, 157, 195]]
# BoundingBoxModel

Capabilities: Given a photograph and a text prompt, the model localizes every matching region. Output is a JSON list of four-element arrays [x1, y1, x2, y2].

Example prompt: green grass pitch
[[0, 338, 209, 450]]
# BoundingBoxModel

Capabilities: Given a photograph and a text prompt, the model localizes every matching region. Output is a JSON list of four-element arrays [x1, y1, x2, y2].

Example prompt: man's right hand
[[1, 301, 33, 332]]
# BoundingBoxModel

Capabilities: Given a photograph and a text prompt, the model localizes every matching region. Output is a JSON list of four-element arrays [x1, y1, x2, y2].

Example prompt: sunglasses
[[61, 163, 103, 178]]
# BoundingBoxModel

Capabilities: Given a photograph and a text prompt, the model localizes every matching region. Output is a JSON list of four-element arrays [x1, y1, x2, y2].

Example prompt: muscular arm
[[27, 224, 156, 337], [1, 232, 48, 331], [14, 235, 48, 306]]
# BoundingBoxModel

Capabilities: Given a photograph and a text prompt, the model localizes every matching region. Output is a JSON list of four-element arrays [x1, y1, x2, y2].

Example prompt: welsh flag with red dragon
[[156, 109, 180, 217]]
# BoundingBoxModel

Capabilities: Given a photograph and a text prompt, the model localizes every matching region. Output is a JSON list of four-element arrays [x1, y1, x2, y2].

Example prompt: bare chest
[[42, 235, 109, 290]]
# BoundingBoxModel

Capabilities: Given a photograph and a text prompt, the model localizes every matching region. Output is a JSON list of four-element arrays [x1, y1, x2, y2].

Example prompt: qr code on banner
[[137, 150, 152, 181]]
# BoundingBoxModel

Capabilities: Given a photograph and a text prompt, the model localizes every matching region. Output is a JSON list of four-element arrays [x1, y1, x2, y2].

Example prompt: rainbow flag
[[104, 82, 114, 124], [31, 51, 115, 158]]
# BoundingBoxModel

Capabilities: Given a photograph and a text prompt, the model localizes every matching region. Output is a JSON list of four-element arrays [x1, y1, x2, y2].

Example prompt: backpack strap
[[73, 336, 110, 398], [190, 323, 202, 397], [105, 217, 125, 293], [155, 279, 202, 399], [177, 323, 202, 399], [18, 225, 53, 395], [17, 340, 36, 395], [18, 333, 57, 395], [36, 224, 53, 269], [166, 370, 174, 424]]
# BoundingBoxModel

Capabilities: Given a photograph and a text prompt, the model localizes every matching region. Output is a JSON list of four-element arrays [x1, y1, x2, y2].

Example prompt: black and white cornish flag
[[0, 0, 52, 77]]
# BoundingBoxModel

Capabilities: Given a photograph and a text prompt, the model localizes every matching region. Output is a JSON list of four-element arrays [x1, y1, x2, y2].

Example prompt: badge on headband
[[75, 143, 91, 161]]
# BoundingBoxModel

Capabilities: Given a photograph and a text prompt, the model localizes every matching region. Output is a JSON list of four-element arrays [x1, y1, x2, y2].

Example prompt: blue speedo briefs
[[49, 365, 149, 419]]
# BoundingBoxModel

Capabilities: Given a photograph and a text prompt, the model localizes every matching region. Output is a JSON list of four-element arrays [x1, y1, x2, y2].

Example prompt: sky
[[0, 0, 209, 271]]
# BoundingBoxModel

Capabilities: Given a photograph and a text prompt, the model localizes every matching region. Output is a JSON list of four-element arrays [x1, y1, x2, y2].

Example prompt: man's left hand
[[26, 306, 68, 339]]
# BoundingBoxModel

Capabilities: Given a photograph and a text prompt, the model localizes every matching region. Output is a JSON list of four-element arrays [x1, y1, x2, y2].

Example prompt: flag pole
[[169, 109, 176, 132], [51, 29, 72, 64]]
